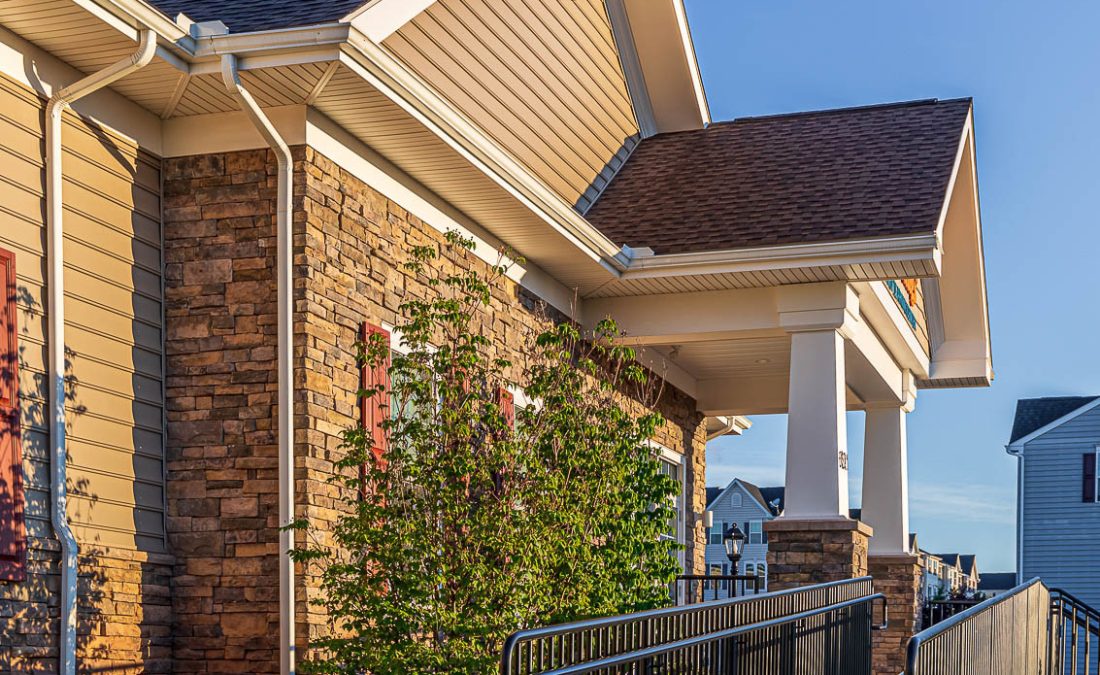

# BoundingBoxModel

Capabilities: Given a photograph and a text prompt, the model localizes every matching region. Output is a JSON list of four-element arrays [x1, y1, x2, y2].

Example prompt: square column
[[783, 328, 850, 519], [862, 404, 911, 555]]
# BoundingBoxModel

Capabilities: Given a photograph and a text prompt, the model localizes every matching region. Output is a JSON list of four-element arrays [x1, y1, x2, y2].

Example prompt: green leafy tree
[[293, 232, 681, 674]]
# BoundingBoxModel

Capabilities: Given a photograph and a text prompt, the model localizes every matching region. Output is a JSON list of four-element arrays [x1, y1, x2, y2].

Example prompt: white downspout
[[45, 29, 157, 675], [220, 53, 296, 675]]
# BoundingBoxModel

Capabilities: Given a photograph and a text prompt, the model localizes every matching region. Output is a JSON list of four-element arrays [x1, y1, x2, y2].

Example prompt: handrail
[[502, 576, 878, 675], [503, 575, 872, 646], [537, 594, 885, 675], [907, 577, 1043, 652]]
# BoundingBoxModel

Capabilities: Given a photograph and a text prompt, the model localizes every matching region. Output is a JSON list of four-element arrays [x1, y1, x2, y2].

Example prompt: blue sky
[[689, 0, 1100, 572]]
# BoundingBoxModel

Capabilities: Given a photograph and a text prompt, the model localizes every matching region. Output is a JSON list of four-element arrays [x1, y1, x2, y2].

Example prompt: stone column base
[[764, 518, 872, 591], [869, 553, 923, 675]]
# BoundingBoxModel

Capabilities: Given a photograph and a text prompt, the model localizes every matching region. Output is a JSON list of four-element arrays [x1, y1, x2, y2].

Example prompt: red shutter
[[359, 322, 391, 463], [1084, 453, 1096, 503], [496, 387, 515, 430], [0, 248, 26, 581]]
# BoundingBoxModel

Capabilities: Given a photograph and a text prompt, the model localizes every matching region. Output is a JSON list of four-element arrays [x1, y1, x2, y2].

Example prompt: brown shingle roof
[[585, 98, 972, 255]]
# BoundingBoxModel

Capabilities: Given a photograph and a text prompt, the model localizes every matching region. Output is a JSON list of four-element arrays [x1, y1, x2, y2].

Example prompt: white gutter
[[220, 53, 296, 675], [705, 415, 752, 441], [45, 29, 157, 675]]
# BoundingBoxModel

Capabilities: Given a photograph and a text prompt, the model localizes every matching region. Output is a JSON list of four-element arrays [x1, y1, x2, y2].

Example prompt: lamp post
[[723, 523, 746, 571]]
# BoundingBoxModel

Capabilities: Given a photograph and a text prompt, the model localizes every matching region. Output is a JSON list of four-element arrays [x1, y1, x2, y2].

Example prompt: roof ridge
[[719, 97, 972, 126]]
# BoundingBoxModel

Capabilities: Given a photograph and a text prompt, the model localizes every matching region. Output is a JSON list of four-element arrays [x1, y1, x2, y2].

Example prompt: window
[[709, 521, 725, 546], [1085, 448, 1099, 503], [730, 492, 742, 507], [749, 520, 763, 545], [658, 454, 684, 548], [0, 247, 25, 582]]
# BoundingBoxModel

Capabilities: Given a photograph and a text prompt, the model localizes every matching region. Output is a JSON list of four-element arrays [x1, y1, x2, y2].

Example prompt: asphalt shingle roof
[[1010, 396, 1099, 443], [149, 0, 367, 33], [585, 98, 973, 255], [978, 572, 1017, 591], [705, 487, 722, 508]]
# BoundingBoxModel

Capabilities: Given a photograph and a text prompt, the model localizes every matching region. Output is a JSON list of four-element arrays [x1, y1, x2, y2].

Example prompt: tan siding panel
[[0, 72, 164, 552], [385, 0, 640, 207]]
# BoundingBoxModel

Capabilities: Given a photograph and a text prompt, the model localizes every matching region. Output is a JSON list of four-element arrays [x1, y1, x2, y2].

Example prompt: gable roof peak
[[1010, 395, 1100, 444]]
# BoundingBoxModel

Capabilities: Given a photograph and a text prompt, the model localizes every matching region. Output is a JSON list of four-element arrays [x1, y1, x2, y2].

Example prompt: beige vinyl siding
[[384, 0, 641, 211], [0, 72, 165, 553]]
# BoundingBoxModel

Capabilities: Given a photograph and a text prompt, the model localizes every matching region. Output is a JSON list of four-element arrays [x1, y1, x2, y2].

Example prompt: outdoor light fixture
[[723, 523, 746, 568]]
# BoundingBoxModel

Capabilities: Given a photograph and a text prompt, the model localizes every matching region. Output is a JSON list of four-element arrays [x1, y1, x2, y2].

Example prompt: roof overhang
[[919, 111, 993, 389]]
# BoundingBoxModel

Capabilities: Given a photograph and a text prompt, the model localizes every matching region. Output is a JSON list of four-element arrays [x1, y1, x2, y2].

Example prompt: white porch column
[[782, 329, 850, 519], [862, 403, 912, 555]]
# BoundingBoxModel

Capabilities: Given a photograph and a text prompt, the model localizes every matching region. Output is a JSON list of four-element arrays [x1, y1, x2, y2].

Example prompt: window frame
[[730, 492, 742, 508], [0, 247, 26, 582], [1095, 446, 1100, 503], [748, 519, 763, 545], [655, 445, 686, 571]]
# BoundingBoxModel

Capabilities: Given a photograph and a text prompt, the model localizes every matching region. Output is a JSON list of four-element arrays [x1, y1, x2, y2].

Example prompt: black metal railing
[[501, 577, 885, 675], [674, 574, 762, 604], [921, 598, 981, 627], [905, 578, 1100, 675], [1050, 588, 1100, 675]]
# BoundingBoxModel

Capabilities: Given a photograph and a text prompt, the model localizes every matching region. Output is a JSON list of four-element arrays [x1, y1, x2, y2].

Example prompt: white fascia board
[[671, 0, 710, 126], [620, 234, 941, 280], [192, 23, 350, 57], [345, 0, 439, 43], [77, 0, 192, 44], [604, 0, 656, 138], [68, 0, 192, 72], [1005, 397, 1100, 454], [340, 29, 628, 268], [934, 114, 973, 244]]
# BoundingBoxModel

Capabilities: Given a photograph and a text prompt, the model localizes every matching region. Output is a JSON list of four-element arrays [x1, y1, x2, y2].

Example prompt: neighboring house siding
[[705, 483, 772, 581], [1021, 405, 1100, 608], [0, 72, 165, 553], [384, 0, 641, 211]]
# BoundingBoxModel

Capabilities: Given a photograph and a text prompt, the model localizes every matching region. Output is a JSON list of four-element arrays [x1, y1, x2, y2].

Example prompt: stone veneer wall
[[162, 146, 708, 670], [0, 540, 172, 673], [764, 518, 871, 591], [869, 554, 923, 675], [163, 150, 284, 672]]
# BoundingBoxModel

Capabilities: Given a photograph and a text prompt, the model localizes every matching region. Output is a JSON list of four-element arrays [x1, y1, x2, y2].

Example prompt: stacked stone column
[[765, 518, 871, 589], [869, 553, 923, 675]]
